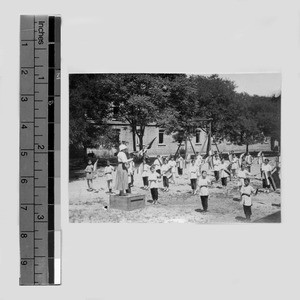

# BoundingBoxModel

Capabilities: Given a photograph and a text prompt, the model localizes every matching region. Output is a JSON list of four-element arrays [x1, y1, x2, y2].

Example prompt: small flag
[[146, 137, 157, 149], [93, 159, 98, 172], [137, 137, 157, 157]]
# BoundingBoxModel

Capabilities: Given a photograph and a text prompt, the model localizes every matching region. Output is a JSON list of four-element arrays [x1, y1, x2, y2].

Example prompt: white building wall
[[87, 122, 271, 156], [115, 125, 271, 156]]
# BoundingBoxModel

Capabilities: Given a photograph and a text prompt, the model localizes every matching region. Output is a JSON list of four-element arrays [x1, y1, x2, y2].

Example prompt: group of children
[[85, 150, 280, 221]]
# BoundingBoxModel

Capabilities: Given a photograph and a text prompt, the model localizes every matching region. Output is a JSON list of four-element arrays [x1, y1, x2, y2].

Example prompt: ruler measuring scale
[[20, 15, 61, 285]]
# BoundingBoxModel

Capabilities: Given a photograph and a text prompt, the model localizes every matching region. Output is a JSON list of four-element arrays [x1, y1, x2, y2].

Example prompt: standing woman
[[115, 144, 133, 196]]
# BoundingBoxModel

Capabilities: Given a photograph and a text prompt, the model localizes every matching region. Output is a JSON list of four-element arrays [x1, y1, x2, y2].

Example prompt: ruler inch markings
[[20, 15, 61, 286]]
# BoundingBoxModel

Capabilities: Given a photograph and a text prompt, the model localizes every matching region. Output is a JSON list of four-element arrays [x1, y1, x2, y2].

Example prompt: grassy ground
[[69, 160, 281, 223]]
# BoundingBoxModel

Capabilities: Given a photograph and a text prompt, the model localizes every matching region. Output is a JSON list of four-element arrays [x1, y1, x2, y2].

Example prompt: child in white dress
[[189, 159, 199, 194], [237, 164, 251, 191], [219, 158, 230, 187], [85, 160, 94, 191], [104, 160, 115, 193], [240, 178, 257, 221], [197, 170, 212, 212], [149, 165, 159, 204], [142, 159, 150, 189]]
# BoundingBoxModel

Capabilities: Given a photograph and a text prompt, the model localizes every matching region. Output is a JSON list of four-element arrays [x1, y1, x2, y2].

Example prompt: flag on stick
[[93, 159, 98, 172], [146, 137, 157, 149], [138, 137, 157, 157]]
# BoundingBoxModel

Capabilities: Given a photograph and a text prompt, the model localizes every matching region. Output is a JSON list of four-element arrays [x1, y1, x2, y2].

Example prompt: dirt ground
[[69, 160, 281, 223]]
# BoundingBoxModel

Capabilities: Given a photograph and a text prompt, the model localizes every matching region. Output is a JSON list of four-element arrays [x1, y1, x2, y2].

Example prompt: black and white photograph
[[3, 0, 300, 299], [69, 73, 281, 223]]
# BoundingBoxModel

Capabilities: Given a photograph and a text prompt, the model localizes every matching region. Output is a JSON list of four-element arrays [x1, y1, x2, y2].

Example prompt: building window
[[114, 128, 121, 138], [159, 129, 164, 144], [195, 129, 200, 144], [110, 103, 120, 121]]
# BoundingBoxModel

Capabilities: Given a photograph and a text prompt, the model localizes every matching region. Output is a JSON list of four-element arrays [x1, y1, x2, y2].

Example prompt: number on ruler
[[21, 97, 28, 102], [21, 206, 28, 210], [21, 261, 27, 266], [56, 72, 60, 80], [21, 233, 27, 238], [21, 178, 28, 184], [37, 215, 44, 220], [21, 152, 28, 156], [21, 124, 28, 129], [37, 144, 45, 150], [21, 69, 28, 75], [21, 42, 28, 46]]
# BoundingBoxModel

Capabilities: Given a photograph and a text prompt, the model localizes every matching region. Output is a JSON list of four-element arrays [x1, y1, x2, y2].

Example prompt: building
[[88, 120, 272, 157]]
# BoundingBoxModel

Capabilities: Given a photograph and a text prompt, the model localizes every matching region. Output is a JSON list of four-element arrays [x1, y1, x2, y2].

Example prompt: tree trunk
[[184, 139, 188, 160], [131, 126, 136, 152], [246, 143, 249, 153], [206, 133, 211, 156], [138, 126, 145, 150], [270, 137, 275, 151], [83, 144, 88, 163], [138, 135, 144, 151]]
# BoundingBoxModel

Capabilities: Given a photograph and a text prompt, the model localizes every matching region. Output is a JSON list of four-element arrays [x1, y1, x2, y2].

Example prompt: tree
[[230, 93, 265, 152], [159, 75, 200, 157], [162, 75, 241, 155], [106, 74, 175, 151], [248, 94, 281, 150], [230, 93, 281, 152], [70, 73, 281, 157], [69, 74, 119, 152]]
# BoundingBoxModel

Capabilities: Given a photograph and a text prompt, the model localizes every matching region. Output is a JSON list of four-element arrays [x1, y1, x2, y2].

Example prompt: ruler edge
[[19, 14, 62, 286]]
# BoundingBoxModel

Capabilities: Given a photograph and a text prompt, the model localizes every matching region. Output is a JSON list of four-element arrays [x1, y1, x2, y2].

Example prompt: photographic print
[[69, 73, 281, 223]]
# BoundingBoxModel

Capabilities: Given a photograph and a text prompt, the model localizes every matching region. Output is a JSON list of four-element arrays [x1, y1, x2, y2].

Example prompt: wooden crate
[[109, 194, 146, 211]]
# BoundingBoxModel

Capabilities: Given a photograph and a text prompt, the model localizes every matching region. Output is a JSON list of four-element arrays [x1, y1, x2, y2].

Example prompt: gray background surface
[[0, 0, 300, 299]]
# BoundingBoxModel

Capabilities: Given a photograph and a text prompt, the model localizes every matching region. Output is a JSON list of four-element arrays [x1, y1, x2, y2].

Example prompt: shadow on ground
[[253, 211, 281, 223]]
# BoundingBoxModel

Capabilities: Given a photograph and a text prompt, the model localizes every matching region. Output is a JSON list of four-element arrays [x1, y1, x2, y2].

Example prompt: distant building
[[88, 120, 272, 157]]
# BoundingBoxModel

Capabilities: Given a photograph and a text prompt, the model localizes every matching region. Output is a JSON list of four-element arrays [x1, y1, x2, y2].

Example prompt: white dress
[[148, 172, 158, 189], [237, 170, 251, 187], [142, 163, 150, 178], [104, 166, 114, 181], [115, 152, 129, 190], [241, 185, 255, 206], [220, 163, 230, 178], [189, 165, 198, 179], [198, 177, 211, 196], [231, 157, 238, 170]]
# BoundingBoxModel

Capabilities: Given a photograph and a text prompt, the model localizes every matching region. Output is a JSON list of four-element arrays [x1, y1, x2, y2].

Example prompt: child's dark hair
[[202, 170, 207, 174], [244, 178, 250, 184]]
